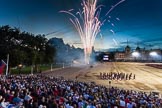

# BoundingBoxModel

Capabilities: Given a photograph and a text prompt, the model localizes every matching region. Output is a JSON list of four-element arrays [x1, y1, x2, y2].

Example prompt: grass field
[[10, 64, 61, 74]]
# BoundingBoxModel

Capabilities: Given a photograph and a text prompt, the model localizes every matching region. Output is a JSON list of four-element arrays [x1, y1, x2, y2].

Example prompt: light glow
[[150, 52, 158, 56], [132, 52, 140, 57]]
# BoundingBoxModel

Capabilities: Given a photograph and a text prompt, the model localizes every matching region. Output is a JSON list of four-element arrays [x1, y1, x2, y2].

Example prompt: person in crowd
[[0, 74, 161, 108]]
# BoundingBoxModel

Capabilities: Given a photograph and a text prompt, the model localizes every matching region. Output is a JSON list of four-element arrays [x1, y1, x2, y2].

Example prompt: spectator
[[0, 74, 161, 108]]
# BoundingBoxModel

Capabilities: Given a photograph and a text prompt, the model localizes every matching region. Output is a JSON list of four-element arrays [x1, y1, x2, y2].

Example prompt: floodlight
[[150, 52, 158, 56], [132, 52, 140, 57]]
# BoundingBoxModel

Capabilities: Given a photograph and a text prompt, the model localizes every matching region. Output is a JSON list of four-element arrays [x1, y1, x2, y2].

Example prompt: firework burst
[[60, 0, 125, 64]]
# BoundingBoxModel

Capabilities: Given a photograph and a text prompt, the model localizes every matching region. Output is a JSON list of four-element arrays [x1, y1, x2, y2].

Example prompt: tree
[[0, 25, 56, 73]]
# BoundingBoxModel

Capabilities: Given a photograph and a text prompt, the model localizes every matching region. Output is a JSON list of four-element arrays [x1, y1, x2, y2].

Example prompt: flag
[[0, 60, 6, 75]]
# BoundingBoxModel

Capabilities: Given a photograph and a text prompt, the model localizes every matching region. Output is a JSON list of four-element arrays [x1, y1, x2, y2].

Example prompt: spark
[[100, 33, 103, 39], [60, 0, 125, 64], [68, 9, 74, 11], [105, 0, 125, 16], [111, 23, 115, 27], [110, 29, 115, 35], [116, 17, 120, 21], [113, 38, 118, 46]]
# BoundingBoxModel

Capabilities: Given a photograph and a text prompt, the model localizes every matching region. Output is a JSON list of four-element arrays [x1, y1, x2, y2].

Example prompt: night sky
[[0, 0, 162, 51]]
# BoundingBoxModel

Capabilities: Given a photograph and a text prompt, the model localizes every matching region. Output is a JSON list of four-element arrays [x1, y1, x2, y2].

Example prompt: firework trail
[[60, 0, 125, 64], [116, 17, 120, 21], [113, 38, 119, 46], [105, 0, 125, 16], [111, 23, 115, 27], [110, 29, 115, 35]]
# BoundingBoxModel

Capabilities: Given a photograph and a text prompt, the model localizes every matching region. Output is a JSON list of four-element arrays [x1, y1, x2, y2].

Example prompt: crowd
[[0, 74, 161, 108], [99, 72, 136, 81]]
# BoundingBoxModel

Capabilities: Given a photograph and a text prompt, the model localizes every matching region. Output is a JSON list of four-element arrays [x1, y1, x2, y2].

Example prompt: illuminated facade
[[114, 45, 162, 62]]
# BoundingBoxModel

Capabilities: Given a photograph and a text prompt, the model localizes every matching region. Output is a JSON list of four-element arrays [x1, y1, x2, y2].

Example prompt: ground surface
[[43, 62, 162, 94]]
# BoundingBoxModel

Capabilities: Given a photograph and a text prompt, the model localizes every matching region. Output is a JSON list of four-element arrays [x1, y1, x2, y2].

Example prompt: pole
[[6, 54, 9, 76], [31, 65, 33, 75], [51, 64, 53, 71], [109, 80, 111, 93], [63, 62, 64, 68]]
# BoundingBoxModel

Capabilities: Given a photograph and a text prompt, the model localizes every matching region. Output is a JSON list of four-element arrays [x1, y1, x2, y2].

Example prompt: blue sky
[[0, 0, 162, 51]]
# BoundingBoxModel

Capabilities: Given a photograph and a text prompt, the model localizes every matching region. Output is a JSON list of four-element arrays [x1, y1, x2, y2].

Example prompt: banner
[[0, 60, 6, 75]]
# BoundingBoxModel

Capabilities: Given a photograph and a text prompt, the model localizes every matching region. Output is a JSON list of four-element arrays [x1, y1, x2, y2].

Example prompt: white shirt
[[0, 101, 9, 108], [127, 102, 133, 108], [120, 100, 126, 107], [24, 95, 32, 101]]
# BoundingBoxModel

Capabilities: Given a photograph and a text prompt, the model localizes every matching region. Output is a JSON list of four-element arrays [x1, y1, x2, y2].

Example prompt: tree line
[[0, 25, 55, 73]]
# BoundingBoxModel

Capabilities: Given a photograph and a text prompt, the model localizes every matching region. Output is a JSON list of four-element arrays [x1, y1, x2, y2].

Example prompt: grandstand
[[0, 62, 162, 107]]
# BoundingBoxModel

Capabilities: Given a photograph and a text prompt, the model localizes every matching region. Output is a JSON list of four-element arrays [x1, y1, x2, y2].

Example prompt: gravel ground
[[43, 62, 162, 95]]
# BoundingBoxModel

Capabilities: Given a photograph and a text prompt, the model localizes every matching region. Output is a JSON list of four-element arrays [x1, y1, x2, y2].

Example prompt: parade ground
[[43, 62, 162, 94]]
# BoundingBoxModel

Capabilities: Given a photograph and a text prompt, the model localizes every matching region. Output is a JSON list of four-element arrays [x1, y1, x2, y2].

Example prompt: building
[[115, 45, 133, 61], [114, 51, 125, 61], [114, 45, 162, 62]]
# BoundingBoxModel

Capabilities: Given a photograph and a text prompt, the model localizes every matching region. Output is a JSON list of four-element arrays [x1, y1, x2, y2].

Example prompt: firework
[[60, 0, 125, 64]]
